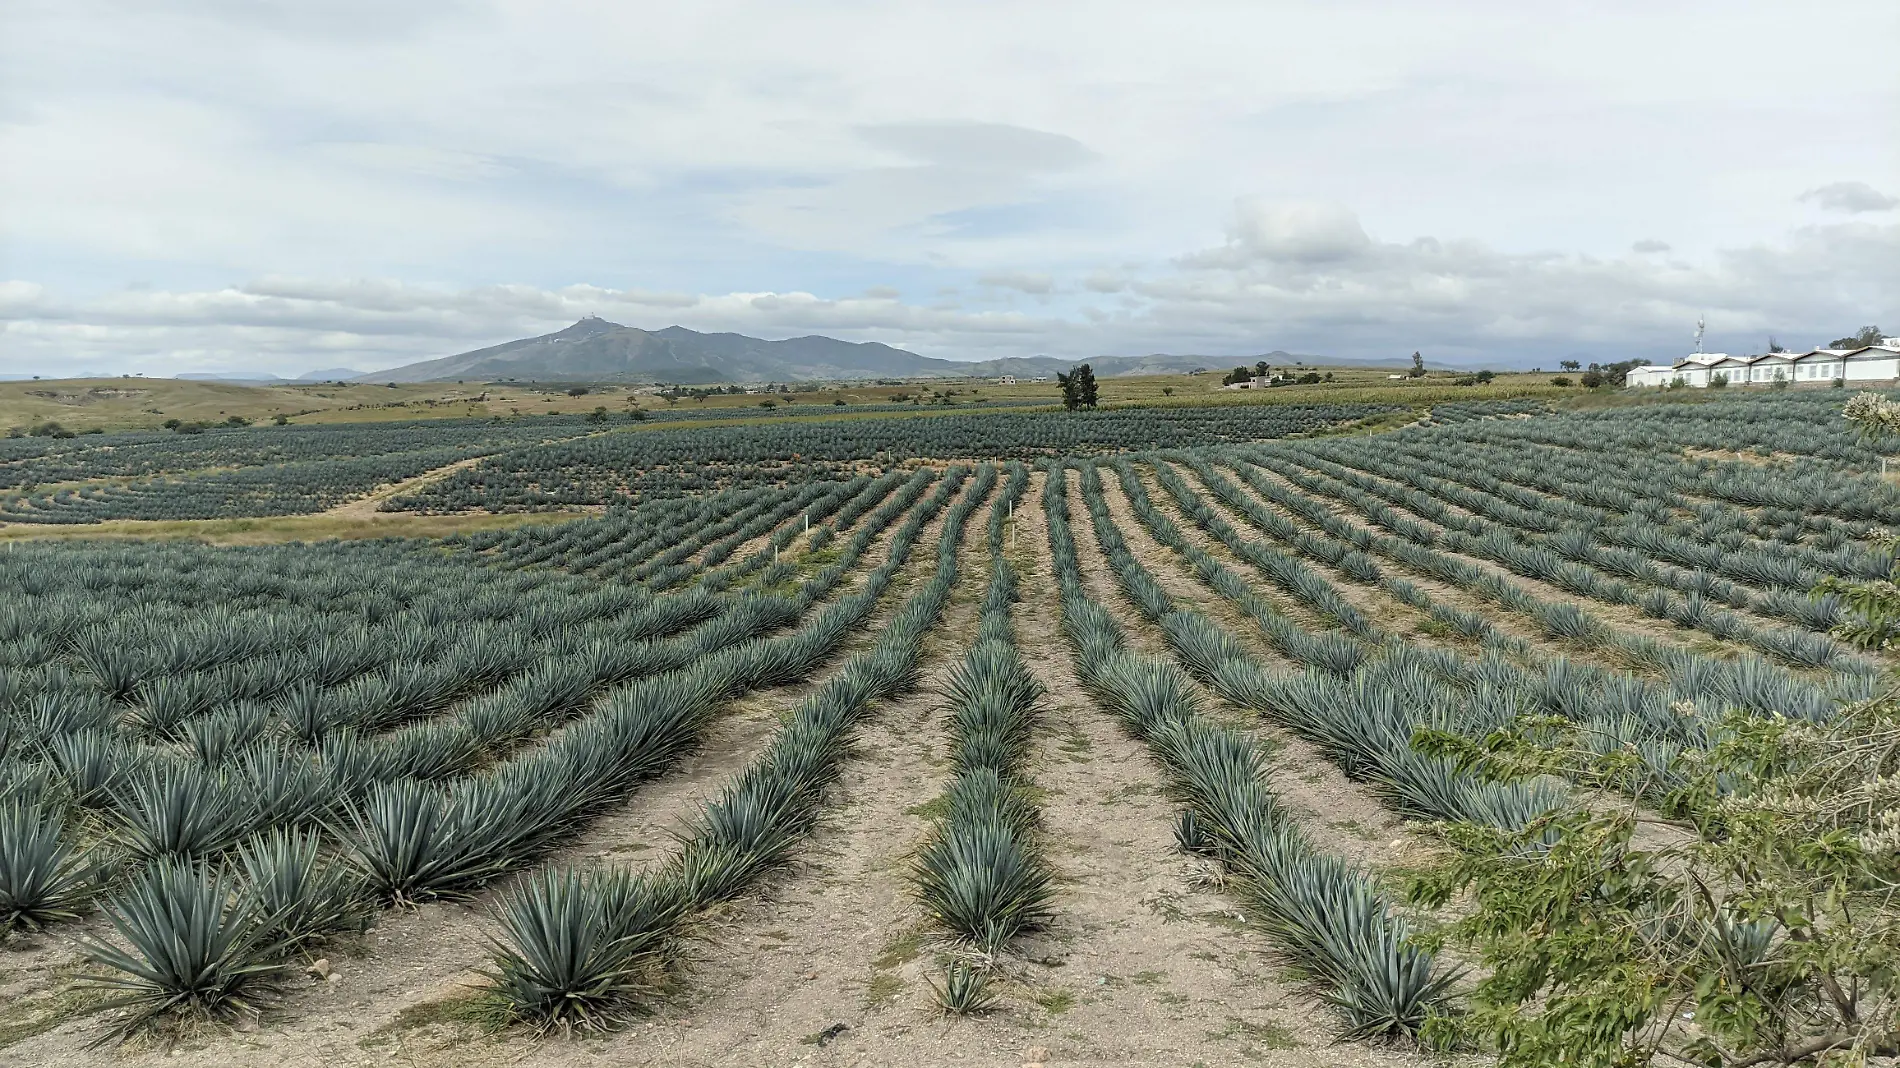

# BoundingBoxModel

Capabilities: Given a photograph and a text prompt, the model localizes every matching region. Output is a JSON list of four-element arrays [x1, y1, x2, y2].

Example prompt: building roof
[[1676, 353, 1729, 367]]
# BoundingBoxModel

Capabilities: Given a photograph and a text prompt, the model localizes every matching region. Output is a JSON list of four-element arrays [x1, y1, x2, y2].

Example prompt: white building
[[1627, 341, 1900, 388]]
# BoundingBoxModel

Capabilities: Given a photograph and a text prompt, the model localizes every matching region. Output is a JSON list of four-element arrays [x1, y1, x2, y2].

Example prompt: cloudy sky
[[2, 0, 1896, 376]]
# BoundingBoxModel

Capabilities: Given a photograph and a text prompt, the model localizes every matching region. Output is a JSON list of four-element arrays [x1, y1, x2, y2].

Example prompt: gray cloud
[[977, 271, 1056, 295], [6, 2, 1894, 374], [6, 217, 1891, 374], [1184, 199, 1375, 267], [1632, 239, 1670, 253], [1800, 181, 1899, 214]]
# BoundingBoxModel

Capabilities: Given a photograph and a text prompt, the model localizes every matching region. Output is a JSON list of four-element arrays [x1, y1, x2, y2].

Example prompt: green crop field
[[2, 383, 1897, 1067]]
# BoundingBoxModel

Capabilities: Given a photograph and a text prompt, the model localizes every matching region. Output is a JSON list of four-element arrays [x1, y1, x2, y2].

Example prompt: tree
[[1475, 370, 1496, 384], [1560, 360, 1581, 372], [1056, 364, 1098, 410], [1161, 387, 1174, 397], [1830, 326, 1885, 350], [1595, 358, 1646, 388], [1253, 360, 1271, 379], [1550, 376, 1573, 387], [1768, 336, 1786, 353], [1580, 370, 1605, 388], [1409, 351, 1426, 378], [1223, 366, 1252, 386]]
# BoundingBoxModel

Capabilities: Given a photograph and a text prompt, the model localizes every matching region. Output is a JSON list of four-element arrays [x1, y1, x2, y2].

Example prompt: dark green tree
[[1409, 351, 1426, 378], [1056, 364, 1098, 410], [1830, 326, 1885, 349]]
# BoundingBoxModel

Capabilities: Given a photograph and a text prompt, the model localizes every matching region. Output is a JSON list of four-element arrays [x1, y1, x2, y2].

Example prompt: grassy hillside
[[4, 368, 1582, 434]]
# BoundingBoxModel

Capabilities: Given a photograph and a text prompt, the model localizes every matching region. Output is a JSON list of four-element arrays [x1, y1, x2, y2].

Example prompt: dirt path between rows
[[1013, 468, 1436, 1067], [323, 456, 491, 519], [1079, 466, 1422, 873]]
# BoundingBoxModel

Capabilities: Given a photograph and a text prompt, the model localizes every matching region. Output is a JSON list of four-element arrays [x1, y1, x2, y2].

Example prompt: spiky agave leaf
[[485, 867, 682, 1032], [342, 780, 510, 905], [110, 761, 250, 862], [927, 961, 998, 1016], [48, 729, 140, 808], [914, 818, 1053, 952], [0, 800, 100, 934], [236, 827, 362, 950], [79, 859, 284, 1044]]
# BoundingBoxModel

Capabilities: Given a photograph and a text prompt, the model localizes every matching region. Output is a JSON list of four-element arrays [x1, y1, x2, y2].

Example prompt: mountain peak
[[554, 315, 624, 338]]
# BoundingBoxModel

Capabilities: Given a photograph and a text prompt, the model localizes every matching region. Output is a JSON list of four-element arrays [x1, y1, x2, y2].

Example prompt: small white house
[[1625, 365, 1682, 388]]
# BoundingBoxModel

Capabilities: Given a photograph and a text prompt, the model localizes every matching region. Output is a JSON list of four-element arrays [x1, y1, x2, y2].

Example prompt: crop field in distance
[[2, 381, 1897, 1068]]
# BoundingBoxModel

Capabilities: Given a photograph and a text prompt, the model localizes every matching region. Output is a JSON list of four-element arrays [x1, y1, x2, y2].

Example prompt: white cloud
[[1631, 239, 1671, 253], [1800, 181, 1899, 214]]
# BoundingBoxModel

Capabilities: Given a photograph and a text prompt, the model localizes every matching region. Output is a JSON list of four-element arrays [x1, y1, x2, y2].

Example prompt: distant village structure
[[1626, 320, 1900, 389]]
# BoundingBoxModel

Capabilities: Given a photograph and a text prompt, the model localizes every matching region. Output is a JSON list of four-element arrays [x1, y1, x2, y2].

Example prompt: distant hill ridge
[[351, 318, 1366, 383]]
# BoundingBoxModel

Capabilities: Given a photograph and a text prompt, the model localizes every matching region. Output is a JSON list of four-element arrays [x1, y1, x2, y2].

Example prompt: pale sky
[[2, 0, 1896, 375]]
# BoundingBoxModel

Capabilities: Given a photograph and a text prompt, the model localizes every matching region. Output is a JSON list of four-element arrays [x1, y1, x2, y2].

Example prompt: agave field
[[3, 390, 1900, 1067]]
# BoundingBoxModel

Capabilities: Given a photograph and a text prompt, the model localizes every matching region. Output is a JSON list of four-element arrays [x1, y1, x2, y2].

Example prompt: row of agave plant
[[1041, 462, 1456, 1040], [1434, 392, 1900, 516], [1255, 446, 1866, 673], [483, 463, 997, 1029], [1314, 431, 1886, 586], [909, 461, 1052, 1012], [11, 467, 941, 797], [462, 471, 891, 588], [1086, 460, 1569, 827], [1278, 443, 1865, 653], [0, 467, 971, 1041], [1127, 453, 1867, 801], [1194, 448, 1871, 721]]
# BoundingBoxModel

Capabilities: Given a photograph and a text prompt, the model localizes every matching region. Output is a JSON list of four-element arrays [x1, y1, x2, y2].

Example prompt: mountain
[[355, 317, 954, 384], [298, 367, 364, 381], [359, 319, 1368, 384]]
